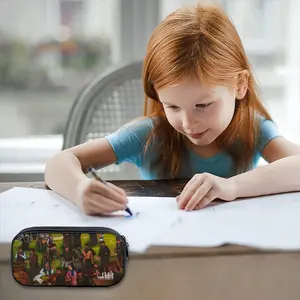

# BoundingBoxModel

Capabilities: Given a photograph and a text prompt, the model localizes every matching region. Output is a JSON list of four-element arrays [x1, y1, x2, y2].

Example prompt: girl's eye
[[196, 103, 212, 108], [166, 105, 179, 109]]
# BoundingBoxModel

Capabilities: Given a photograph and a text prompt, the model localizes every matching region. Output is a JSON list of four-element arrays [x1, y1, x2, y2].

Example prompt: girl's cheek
[[165, 113, 175, 126], [169, 115, 181, 128]]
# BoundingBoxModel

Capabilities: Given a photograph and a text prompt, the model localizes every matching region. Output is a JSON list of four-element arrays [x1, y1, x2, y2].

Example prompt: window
[[0, 0, 159, 181], [0, 0, 116, 180]]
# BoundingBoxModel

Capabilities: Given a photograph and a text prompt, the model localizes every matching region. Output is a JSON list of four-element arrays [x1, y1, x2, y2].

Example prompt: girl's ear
[[235, 70, 249, 100]]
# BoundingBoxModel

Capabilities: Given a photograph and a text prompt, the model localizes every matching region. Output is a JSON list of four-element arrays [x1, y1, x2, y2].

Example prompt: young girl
[[66, 263, 77, 286], [45, 3, 300, 214]]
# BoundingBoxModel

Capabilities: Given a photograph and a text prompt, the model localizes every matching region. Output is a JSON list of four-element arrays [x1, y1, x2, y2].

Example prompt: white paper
[[150, 204, 230, 248], [2, 187, 300, 252], [152, 193, 300, 250], [0, 187, 180, 253]]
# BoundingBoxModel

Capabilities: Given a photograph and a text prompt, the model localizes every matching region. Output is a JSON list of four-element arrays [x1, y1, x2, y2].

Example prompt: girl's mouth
[[188, 129, 208, 139]]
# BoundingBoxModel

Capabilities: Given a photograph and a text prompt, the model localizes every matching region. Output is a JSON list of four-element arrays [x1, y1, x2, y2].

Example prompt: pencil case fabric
[[11, 226, 129, 287]]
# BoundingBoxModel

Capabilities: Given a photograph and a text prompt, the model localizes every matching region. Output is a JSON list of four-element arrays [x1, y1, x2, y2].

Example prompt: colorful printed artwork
[[12, 231, 126, 287]]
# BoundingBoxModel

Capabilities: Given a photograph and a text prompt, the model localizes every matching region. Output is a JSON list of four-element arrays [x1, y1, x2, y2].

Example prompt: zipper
[[14, 226, 129, 261], [121, 235, 129, 259]]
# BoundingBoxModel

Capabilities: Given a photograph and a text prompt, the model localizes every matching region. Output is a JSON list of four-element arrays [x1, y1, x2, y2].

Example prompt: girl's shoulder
[[255, 113, 279, 134], [255, 113, 281, 152], [113, 116, 160, 140], [121, 116, 159, 130], [105, 116, 160, 166]]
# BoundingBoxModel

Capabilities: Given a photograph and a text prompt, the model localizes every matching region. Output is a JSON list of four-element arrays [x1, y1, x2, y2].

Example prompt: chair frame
[[62, 60, 144, 149]]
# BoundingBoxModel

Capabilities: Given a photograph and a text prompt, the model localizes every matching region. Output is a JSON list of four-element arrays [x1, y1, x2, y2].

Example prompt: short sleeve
[[256, 118, 281, 154], [105, 117, 154, 166]]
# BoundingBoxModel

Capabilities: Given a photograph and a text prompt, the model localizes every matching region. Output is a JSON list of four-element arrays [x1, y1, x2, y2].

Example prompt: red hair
[[142, 3, 272, 178]]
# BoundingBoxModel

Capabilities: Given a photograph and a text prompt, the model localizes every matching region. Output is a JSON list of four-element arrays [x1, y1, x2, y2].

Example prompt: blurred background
[[0, 0, 299, 182]]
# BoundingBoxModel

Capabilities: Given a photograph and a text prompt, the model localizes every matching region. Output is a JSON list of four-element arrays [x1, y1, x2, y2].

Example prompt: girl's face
[[157, 78, 237, 148]]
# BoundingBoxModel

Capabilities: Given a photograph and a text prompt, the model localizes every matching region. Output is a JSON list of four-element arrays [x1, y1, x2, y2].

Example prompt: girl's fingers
[[179, 176, 197, 197], [90, 180, 127, 204], [86, 194, 127, 214], [178, 177, 204, 209], [194, 190, 217, 210], [184, 180, 212, 211], [106, 182, 127, 198]]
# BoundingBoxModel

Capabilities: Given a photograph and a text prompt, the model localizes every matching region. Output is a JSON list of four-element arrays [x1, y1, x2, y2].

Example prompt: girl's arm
[[45, 119, 150, 214], [44, 138, 118, 205], [229, 137, 300, 198]]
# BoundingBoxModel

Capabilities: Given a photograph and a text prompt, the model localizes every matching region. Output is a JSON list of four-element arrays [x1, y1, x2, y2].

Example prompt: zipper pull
[[121, 235, 129, 261]]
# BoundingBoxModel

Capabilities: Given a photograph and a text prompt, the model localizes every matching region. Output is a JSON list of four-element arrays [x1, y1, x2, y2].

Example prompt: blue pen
[[88, 167, 133, 216]]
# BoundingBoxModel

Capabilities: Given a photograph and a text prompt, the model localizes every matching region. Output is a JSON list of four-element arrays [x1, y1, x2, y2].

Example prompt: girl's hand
[[177, 173, 236, 211], [75, 178, 128, 215]]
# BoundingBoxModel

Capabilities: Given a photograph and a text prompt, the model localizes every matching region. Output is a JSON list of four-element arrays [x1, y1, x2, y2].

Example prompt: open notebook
[[1, 187, 300, 252]]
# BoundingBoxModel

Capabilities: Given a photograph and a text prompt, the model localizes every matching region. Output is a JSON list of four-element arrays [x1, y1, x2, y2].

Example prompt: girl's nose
[[182, 112, 197, 131]]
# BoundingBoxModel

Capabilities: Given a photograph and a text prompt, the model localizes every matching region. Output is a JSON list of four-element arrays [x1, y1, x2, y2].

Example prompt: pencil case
[[11, 226, 129, 287]]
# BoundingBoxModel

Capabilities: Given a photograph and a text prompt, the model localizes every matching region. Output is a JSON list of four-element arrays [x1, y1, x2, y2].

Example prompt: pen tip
[[125, 207, 133, 216]]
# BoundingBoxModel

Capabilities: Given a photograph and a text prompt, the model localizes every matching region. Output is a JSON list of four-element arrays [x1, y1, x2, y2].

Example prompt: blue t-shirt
[[105, 116, 281, 179]]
